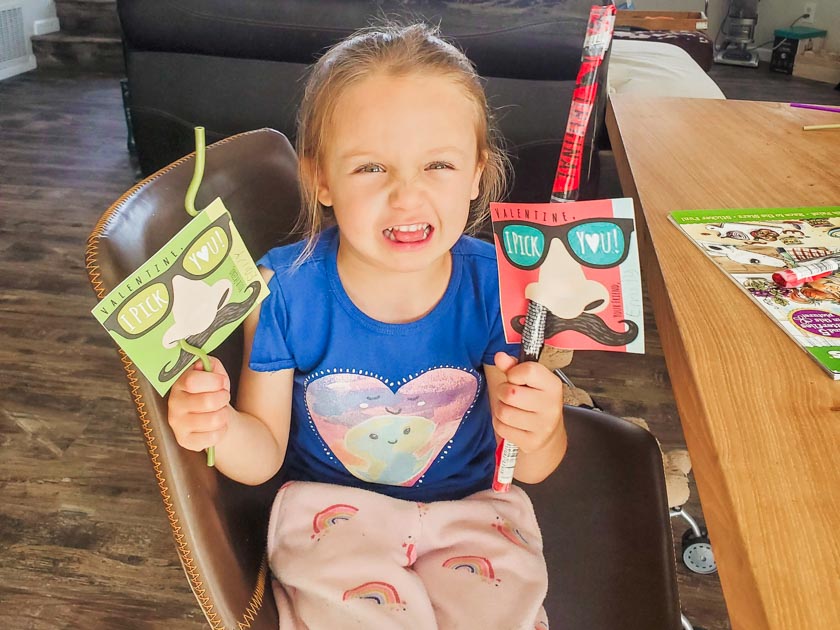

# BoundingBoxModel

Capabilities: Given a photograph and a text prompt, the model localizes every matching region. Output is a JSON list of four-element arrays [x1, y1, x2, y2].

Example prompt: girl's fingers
[[178, 363, 230, 395], [170, 409, 229, 445], [503, 360, 562, 391], [202, 356, 230, 380], [167, 356, 231, 452], [493, 418, 537, 452], [495, 381, 546, 414], [494, 401, 538, 432], [182, 388, 231, 415], [493, 351, 518, 373], [177, 427, 228, 452]]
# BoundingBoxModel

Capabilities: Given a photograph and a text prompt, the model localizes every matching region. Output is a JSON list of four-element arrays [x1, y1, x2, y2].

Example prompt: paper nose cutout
[[162, 275, 233, 348]]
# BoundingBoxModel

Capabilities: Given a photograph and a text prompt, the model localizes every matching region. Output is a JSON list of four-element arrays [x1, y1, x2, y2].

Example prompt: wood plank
[[607, 96, 840, 630], [0, 70, 204, 628]]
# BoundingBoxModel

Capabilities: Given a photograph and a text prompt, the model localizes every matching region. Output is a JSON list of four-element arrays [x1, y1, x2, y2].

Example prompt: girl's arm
[[168, 268, 294, 486], [484, 354, 567, 484], [212, 303, 294, 485]]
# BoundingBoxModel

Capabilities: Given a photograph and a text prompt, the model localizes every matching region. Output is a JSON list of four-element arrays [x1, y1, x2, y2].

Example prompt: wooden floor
[[0, 70, 205, 629], [1, 62, 837, 629]]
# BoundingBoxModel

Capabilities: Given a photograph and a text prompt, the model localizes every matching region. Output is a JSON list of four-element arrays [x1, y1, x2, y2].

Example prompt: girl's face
[[314, 72, 484, 275]]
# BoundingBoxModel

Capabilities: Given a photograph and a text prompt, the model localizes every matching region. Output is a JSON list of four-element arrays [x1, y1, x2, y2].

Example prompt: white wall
[[0, 0, 57, 80], [22, 0, 54, 20], [633, 0, 840, 54], [20, 0, 57, 39], [754, 0, 840, 53]]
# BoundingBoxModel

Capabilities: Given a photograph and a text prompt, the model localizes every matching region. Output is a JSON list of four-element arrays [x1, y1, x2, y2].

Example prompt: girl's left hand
[[490, 351, 565, 454]]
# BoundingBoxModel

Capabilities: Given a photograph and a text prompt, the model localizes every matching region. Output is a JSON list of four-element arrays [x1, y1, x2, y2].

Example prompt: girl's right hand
[[167, 356, 232, 452]]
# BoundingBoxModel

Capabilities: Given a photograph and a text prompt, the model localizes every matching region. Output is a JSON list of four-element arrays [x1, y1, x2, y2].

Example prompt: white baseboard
[[0, 54, 36, 81], [756, 47, 773, 63], [34, 17, 60, 36]]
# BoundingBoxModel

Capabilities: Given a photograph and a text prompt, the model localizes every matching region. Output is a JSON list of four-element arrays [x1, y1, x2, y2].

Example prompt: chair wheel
[[681, 528, 717, 574]]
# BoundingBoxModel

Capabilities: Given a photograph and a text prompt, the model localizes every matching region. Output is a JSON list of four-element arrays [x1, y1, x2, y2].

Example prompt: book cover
[[490, 198, 644, 353], [92, 198, 269, 395], [670, 206, 840, 379]]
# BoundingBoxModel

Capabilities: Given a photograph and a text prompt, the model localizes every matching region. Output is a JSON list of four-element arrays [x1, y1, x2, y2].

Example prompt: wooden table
[[606, 97, 840, 630]]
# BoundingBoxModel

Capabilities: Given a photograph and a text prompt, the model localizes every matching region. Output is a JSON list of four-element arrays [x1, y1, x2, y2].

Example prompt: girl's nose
[[525, 238, 610, 320], [388, 173, 424, 210]]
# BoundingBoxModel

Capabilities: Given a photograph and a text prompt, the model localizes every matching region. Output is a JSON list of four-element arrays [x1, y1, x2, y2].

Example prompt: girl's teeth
[[392, 223, 428, 232], [383, 224, 431, 242]]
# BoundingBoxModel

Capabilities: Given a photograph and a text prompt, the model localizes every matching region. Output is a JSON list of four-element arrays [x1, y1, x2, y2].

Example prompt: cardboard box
[[770, 26, 828, 76], [794, 50, 840, 85], [615, 11, 708, 32]]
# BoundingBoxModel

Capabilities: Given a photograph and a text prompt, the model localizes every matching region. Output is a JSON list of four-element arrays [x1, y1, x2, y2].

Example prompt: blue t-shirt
[[250, 226, 517, 502]]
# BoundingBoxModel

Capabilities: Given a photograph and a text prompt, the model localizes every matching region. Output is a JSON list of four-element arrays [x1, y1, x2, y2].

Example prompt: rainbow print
[[311, 503, 358, 538], [493, 518, 530, 548], [442, 555, 498, 583], [342, 581, 403, 606], [402, 540, 417, 565]]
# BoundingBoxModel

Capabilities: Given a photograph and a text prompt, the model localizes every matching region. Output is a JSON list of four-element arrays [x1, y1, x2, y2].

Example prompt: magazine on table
[[670, 206, 840, 379]]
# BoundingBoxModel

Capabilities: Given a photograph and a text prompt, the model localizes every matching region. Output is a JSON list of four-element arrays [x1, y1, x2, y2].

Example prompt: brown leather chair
[[86, 129, 682, 629]]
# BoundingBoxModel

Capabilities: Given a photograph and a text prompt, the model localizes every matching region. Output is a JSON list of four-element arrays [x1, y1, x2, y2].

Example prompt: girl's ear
[[300, 157, 333, 207], [470, 151, 487, 201]]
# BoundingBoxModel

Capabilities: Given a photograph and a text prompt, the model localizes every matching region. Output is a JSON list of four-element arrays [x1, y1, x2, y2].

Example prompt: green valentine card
[[92, 198, 269, 395]]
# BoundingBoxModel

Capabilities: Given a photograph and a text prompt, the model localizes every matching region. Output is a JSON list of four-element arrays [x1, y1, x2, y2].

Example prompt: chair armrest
[[526, 405, 681, 628], [86, 129, 301, 629]]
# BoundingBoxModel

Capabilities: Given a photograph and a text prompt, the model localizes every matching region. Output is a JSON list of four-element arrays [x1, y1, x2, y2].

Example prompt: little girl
[[168, 22, 566, 629]]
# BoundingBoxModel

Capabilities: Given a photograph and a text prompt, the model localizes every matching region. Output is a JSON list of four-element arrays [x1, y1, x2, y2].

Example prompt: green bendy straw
[[177, 340, 215, 467], [185, 126, 206, 217], [180, 127, 215, 467]]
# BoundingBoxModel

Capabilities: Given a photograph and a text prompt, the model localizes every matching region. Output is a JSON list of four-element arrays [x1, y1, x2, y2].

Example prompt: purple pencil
[[790, 103, 840, 114]]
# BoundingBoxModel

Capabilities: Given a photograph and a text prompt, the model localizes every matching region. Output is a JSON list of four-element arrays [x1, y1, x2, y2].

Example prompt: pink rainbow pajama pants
[[267, 481, 549, 629]]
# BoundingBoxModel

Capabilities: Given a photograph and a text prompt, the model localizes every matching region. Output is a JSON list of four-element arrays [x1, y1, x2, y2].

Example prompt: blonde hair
[[295, 22, 509, 260]]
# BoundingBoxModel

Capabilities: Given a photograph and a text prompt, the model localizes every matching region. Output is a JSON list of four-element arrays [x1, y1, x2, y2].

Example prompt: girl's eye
[[357, 163, 384, 173], [427, 161, 453, 171]]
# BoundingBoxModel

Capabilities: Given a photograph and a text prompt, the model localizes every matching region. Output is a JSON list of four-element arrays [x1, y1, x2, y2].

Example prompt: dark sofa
[[118, 0, 614, 203]]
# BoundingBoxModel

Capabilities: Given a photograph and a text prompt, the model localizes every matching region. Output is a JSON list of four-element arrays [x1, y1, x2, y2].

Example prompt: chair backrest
[[87, 129, 299, 628], [87, 129, 681, 629]]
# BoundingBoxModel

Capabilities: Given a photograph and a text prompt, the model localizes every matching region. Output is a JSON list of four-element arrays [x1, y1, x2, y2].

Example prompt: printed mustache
[[159, 280, 262, 382], [511, 310, 639, 346]]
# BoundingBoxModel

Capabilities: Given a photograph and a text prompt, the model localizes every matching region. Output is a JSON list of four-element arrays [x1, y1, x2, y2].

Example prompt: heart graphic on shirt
[[305, 369, 479, 486]]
